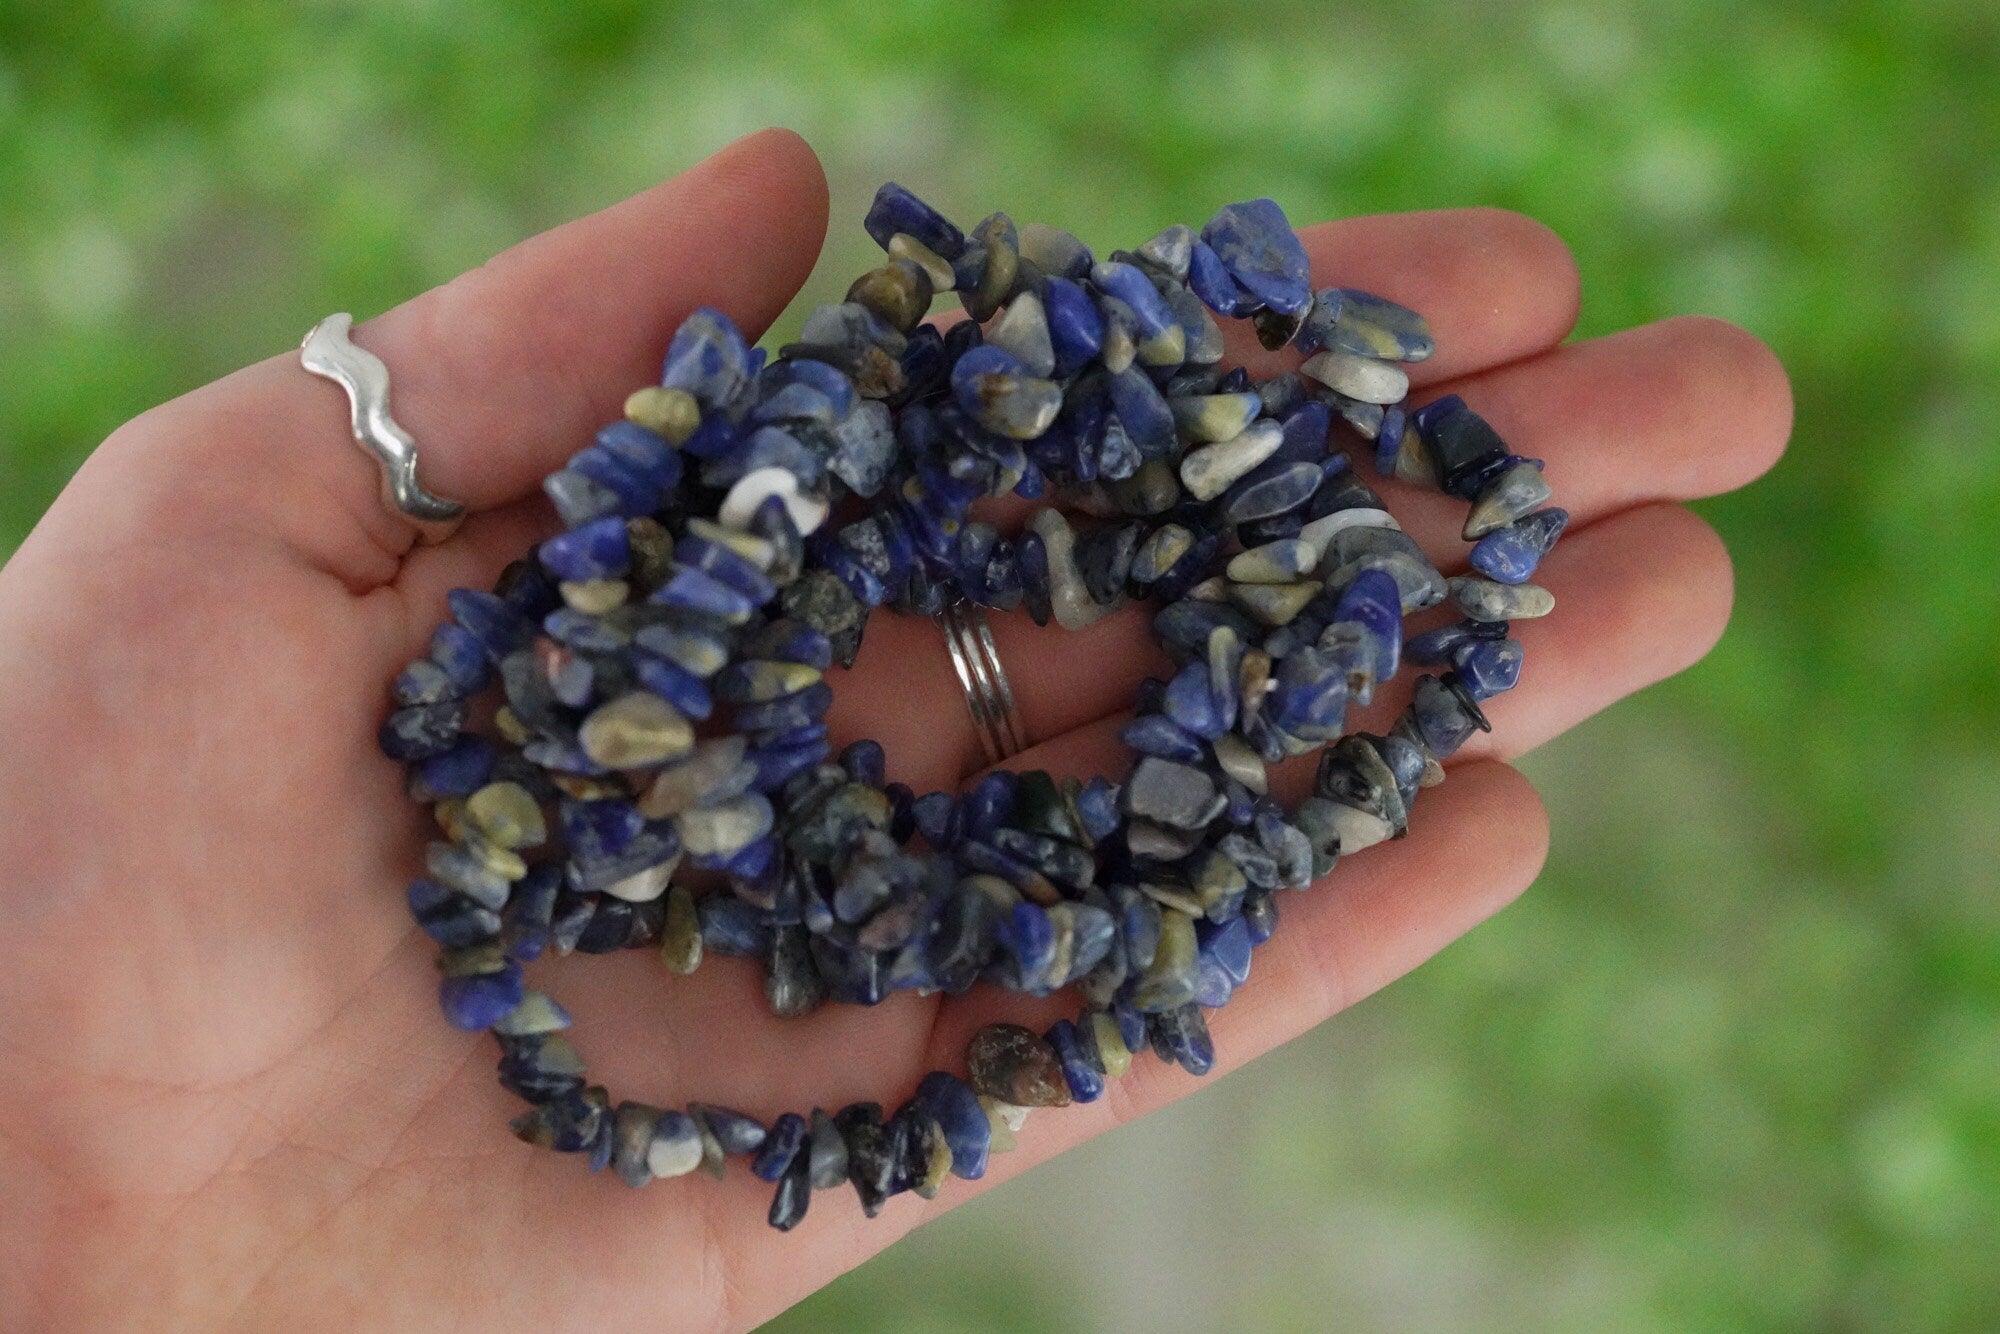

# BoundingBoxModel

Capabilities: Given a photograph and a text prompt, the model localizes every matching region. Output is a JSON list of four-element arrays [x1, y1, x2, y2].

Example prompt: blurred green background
[[3, 1, 1996, 1328]]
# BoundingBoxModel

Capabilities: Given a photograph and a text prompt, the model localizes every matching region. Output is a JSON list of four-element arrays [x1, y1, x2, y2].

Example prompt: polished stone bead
[[1045, 1019, 1104, 1103], [1321, 734, 1409, 838], [1063, 522, 1131, 605], [1025, 509, 1119, 631], [437, 962, 523, 1030], [678, 793, 775, 866], [646, 1109, 704, 1179], [463, 781, 546, 851], [846, 259, 933, 334], [698, 892, 773, 957], [1464, 460, 1553, 539], [1331, 567, 1403, 678], [1171, 392, 1263, 445], [610, 1101, 662, 1188], [808, 1107, 851, 1189], [884, 232, 956, 292], [1091, 260, 1177, 340], [766, 923, 826, 1018], [967, 1023, 1072, 1107], [680, 531, 779, 605], [1455, 636, 1525, 699], [1300, 349, 1409, 405], [544, 467, 623, 528], [865, 182, 965, 258], [1201, 198, 1311, 315], [497, 1033, 587, 1103], [1218, 460, 1322, 524], [1296, 509, 1397, 573], [980, 289, 1054, 377], [1042, 275, 1106, 377], [1186, 235, 1251, 315], [768, 1152, 813, 1231], [379, 698, 466, 762], [1342, 392, 1391, 465], [1368, 732, 1427, 817], [1127, 222, 1192, 280], [1324, 525, 1447, 611], [1086, 1009, 1133, 1079], [392, 657, 458, 708], [781, 570, 867, 668], [964, 213, 1021, 320], [628, 656, 711, 723], [426, 839, 517, 909], [1126, 523, 1193, 589], [650, 562, 758, 623], [1150, 1003, 1216, 1075], [1265, 646, 1349, 738], [951, 344, 1062, 440], [1018, 222, 1092, 279], [424, 624, 490, 697], [1119, 714, 1209, 765], [1169, 285, 1226, 365], [1410, 672, 1491, 758], [819, 400, 895, 498], [913, 1071, 991, 1180], [1133, 909, 1199, 1010], [1303, 287, 1435, 362], [1242, 886, 1281, 942], [1229, 580, 1319, 627], [1153, 600, 1259, 657], [406, 878, 502, 949], [1068, 779, 1117, 845], [1411, 395, 1510, 493], [503, 865, 561, 961], [751, 1111, 808, 1183], [690, 1104, 767, 1165], [408, 736, 495, 803], [651, 883, 701, 977], [717, 466, 829, 538], [906, 1112, 954, 1199], [836, 1103, 898, 1217], [1180, 419, 1283, 501], [1470, 507, 1569, 584], [1450, 575, 1555, 621], [1406, 616, 1508, 665], [539, 515, 631, 585], [511, 1087, 610, 1156], [1163, 662, 1234, 739], [578, 691, 694, 768], [659, 306, 753, 410], [575, 437, 670, 511], [714, 659, 822, 706], [1107, 365, 1176, 459], [995, 900, 1056, 984]]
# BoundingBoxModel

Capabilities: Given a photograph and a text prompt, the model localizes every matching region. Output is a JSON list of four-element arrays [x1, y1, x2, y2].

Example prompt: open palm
[[0, 129, 1789, 1329]]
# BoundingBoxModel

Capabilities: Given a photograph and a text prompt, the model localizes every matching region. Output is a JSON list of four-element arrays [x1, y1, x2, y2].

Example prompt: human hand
[[0, 128, 1789, 1328]]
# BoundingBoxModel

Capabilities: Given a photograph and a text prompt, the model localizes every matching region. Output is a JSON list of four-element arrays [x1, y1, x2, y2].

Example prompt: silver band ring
[[937, 600, 1028, 764], [300, 312, 466, 544]]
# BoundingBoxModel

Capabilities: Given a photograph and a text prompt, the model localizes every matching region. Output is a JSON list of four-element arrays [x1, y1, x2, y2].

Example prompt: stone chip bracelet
[[377, 182, 1563, 1231]]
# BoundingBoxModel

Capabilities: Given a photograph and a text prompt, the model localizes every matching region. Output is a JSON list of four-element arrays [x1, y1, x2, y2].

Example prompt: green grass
[[4, 2, 1996, 1327]]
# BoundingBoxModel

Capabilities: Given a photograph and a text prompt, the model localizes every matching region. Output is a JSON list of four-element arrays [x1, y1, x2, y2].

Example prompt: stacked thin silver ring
[[936, 600, 1028, 764]]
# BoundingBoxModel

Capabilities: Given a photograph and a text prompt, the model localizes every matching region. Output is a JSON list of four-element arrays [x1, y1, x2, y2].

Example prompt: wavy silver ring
[[300, 312, 466, 544], [937, 599, 1028, 765]]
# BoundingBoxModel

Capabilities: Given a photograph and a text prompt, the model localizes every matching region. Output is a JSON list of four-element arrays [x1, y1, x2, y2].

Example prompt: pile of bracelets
[[375, 183, 1565, 1231]]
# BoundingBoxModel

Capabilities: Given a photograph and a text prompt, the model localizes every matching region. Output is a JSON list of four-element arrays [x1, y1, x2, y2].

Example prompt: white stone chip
[[1300, 349, 1410, 405], [718, 466, 829, 536]]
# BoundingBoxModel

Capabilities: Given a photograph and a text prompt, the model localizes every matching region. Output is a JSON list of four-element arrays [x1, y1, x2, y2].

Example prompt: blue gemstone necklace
[[378, 184, 1563, 1230]]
